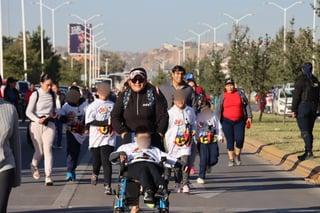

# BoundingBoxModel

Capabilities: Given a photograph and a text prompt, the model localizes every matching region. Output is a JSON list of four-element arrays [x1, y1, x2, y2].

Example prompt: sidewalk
[[244, 137, 320, 180]]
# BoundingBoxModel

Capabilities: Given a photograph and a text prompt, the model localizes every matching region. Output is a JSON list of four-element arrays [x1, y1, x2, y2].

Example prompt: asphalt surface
[[7, 121, 320, 213]]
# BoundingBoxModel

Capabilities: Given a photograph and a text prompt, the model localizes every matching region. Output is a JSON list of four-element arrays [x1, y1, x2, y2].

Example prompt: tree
[[101, 52, 126, 75], [3, 27, 61, 83], [198, 49, 226, 97], [150, 66, 170, 86]]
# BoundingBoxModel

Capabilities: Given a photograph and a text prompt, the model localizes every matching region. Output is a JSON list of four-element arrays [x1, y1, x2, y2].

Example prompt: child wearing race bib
[[85, 82, 116, 195], [164, 89, 196, 193], [195, 101, 224, 184]]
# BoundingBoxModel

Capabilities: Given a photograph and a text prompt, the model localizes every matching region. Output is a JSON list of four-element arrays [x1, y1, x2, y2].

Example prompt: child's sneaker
[[235, 155, 241, 166], [189, 166, 195, 175], [196, 177, 205, 184], [104, 185, 113, 195], [182, 184, 190, 193], [45, 176, 53, 186], [228, 159, 235, 167], [31, 164, 40, 180], [91, 174, 98, 185], [66, 172, 75, 181], [174, 183, 181, 193]]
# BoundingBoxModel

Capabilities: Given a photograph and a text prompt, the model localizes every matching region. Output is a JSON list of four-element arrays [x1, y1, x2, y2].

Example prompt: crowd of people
[[7, 62, 320, 213], [0, 66, 254, 213]]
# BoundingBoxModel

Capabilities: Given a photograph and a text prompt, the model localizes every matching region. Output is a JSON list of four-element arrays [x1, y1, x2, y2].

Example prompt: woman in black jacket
[[111, 67, 168, 151]]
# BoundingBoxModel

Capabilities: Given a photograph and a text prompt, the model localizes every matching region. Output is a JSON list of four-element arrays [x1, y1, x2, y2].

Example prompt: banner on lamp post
[[68, 23, 92, 55]]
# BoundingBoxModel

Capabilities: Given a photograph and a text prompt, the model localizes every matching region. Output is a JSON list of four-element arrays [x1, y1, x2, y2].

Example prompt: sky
[[2, 0, 319, 52]]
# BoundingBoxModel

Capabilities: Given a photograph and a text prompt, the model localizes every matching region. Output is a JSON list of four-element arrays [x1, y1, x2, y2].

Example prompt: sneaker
[[143, 189, 154, 202], [66, 172, 75, 181], [31, 164, 40, 180], [234, 155, 241, 166], [155, 185, 169, 199], [45, 177, 53, 186], [196, 177, 205, 184], [298, 152, 314, 161], [182, 184, 190, 193], [228, 159, 235, 167], [190, 166, 195, 175], [104, 185, 113, 195], [174, 183, 181, 193], [91, 174, 98, 185]]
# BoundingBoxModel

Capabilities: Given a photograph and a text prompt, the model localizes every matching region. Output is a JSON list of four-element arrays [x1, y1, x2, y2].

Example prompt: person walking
[[185, 73, 207, 174], [4, 77, 23, 120], [195, 100, 223, 184], [159, 65, 196, 110], [111, 67, 168, 151], [85, 82, 116, 195], [25, 83, 37, 148], [59, 86, 88, 181], [26, 73, 57, 186], [164, 89, 196, 193], [215, 78, 252, 167], [292, 62, 320, 161], [0, 75, 21, 213], [52, 83, 65, 149]]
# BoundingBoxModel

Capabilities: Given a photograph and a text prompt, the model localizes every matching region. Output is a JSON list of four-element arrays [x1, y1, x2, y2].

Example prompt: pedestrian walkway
[[7, 124, 320, 212]]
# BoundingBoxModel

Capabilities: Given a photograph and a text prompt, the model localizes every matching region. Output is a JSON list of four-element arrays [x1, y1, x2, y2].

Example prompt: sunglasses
[[131, 78, 145, 83]]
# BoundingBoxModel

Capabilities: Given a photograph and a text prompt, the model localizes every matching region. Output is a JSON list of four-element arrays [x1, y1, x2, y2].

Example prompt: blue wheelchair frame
[[113, 176, 169, 213]]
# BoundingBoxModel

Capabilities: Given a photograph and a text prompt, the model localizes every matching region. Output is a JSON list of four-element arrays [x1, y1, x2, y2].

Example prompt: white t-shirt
[[85, 99, 116, 148], [116, 142, 177, 167], [165, 105, 197, 158], [58, 100, 89, 144]]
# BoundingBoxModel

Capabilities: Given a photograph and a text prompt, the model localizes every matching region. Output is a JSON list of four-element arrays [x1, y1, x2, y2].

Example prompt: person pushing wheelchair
[[110, 126, 186, 203]]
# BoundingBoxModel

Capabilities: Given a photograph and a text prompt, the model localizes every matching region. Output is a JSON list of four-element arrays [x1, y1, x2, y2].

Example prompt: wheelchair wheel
[[159, 208, 169, 213]]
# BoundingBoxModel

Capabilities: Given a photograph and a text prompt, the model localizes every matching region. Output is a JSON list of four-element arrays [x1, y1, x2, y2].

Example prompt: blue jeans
[[54, 119, 63, 147], [296, 101, 317, 151], [66, 131, 81, 173], [198, 143, 219, 179], [221, 117, 246, 151]]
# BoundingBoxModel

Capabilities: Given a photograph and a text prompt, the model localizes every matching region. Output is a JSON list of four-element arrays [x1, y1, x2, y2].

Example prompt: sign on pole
[[68, 23, 91, 55]]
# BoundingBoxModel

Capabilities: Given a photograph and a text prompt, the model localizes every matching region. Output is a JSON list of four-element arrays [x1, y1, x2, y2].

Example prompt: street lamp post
[[40, 0, 44, 65], [267, 1, 303, 52], [36, 1, 71, 51], [202, 22, 228, 48], [223, 13, 254, 25], [70, 13, 101, 86], [175, 36, 194, 63], [89, 23, 103, 88], [95, 40, 107, 77], [313, 0, 317, 68], [91, 30, 104, 83], [21, 0, 27, 78], [189, 29, 210, 79]]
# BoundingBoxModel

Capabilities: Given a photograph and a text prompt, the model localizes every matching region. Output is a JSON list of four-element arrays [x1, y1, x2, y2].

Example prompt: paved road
[[7, 121, 320, 213]]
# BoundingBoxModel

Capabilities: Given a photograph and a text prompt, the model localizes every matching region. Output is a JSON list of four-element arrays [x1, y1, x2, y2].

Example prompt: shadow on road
[[237, 206, 320, 213]]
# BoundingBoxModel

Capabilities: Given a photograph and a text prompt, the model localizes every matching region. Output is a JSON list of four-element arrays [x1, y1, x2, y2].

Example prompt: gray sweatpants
[[30, 121, 55, 177]]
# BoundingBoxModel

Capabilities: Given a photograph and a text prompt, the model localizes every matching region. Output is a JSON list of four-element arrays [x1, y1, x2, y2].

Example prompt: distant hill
[[55, 42, 222, 72]]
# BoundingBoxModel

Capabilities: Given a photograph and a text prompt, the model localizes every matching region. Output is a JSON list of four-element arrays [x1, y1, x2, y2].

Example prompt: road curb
[[244, 137, 320, 178]]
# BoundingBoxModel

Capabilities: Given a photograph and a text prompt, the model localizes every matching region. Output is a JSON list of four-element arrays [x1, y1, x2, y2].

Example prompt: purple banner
[[68, 23, 92, 54]]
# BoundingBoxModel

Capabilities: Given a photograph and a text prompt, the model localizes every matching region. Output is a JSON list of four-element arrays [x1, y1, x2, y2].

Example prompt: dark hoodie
[[292, 63, 320, 113]]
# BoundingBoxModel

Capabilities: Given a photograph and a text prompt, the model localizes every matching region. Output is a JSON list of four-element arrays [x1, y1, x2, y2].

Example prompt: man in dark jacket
[[292, 62, 320, 161], [111, 67, 168, 151]]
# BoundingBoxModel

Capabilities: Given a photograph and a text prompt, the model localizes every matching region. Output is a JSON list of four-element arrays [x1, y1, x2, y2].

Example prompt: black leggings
[[90, 145, 114, 186], [127, 162, 166, 192], [0, 169, 14, 213]]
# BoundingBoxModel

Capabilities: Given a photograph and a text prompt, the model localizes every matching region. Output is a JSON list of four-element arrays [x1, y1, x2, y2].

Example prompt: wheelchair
[[113, 160, 170, 213]]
